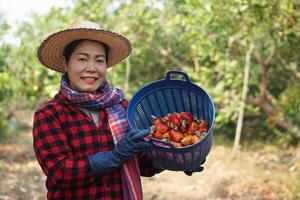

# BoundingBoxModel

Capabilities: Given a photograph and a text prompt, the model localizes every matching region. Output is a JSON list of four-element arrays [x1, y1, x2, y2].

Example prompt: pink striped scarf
[[106, 106, 143, 200], [60, 74, 143, 200]]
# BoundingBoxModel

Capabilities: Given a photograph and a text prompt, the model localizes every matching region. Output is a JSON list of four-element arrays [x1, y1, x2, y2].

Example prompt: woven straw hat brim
[[38, 28, 132, 73]]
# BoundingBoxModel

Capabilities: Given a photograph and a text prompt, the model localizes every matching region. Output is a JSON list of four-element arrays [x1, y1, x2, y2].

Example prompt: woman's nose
[[86, 64, 96, 72]]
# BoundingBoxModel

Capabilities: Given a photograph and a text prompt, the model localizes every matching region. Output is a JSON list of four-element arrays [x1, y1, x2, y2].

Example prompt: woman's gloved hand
[[114, 129, 152, 162], [88, 129, 151, 176]]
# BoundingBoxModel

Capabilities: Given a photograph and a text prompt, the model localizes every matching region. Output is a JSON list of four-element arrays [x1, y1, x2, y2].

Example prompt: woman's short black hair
[[63, 39, 110, 63]]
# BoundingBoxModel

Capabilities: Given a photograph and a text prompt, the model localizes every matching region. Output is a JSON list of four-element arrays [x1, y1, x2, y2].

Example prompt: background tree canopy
[[0, 0, 299, 146]]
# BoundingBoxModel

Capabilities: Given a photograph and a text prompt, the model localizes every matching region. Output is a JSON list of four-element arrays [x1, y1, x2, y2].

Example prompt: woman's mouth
[[81, 77, 98, 84]]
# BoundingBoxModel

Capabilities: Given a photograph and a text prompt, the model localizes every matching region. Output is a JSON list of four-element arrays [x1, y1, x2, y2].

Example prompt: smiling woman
[[32, 20, 163, 200]]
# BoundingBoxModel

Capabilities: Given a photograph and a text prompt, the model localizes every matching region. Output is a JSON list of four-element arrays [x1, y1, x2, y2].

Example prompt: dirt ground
[[0, 129, 299, 200]]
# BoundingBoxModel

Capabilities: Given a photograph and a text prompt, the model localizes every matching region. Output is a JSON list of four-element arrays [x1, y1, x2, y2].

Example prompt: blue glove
[[184, 159, 206, 176], [88, 129, 151, 176]]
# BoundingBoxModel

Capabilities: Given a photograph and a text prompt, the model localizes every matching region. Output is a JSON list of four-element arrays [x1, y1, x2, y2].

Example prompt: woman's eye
[[96, 60, 105, 63], [78, 58, 87, 62]]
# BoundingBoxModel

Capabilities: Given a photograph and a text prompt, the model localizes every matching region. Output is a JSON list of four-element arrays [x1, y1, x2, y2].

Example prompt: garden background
[[0, 0, 299, 199]]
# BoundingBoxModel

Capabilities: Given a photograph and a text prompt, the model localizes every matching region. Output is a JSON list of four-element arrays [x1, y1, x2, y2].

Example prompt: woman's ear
[[62, 57, 68, 73]]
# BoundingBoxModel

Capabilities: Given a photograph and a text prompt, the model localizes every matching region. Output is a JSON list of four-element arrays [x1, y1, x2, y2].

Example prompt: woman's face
[[64, 40, 107, 93]]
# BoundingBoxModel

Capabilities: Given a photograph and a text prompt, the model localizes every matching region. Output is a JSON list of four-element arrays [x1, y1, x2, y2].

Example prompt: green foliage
[[0, 0, 299, 144], [278, 83, 300, 125], [0, 116, 10, 138], [0, 17, 12, 137]]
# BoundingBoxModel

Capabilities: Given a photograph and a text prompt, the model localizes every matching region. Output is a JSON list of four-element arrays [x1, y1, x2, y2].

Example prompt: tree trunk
[[232, 44, 255, 157], [193, 57, 200, 72], [125, 57, 131, 93]]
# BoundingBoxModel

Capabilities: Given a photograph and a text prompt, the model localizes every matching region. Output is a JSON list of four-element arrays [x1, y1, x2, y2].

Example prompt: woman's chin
[[75, 86, 98, 93]]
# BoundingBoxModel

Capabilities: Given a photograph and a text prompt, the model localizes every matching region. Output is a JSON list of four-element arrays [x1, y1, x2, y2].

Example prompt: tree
[[0, 15, 14, 137], [177, 0, 300, 144], [1, 0, 299, 145]]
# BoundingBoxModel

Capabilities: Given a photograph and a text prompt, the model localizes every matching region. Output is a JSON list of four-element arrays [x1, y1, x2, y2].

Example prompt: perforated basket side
[[146, 131, 213, 170]]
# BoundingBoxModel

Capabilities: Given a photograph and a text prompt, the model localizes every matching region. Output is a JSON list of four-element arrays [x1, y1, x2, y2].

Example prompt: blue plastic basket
[[127, 70, 215, 171]]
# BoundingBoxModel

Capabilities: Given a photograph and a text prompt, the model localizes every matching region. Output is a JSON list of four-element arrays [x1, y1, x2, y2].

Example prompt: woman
[[33, 21, 160, 200]]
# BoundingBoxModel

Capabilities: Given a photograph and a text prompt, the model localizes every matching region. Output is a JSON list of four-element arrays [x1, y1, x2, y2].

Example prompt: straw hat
[[37, 21, 132, 72]]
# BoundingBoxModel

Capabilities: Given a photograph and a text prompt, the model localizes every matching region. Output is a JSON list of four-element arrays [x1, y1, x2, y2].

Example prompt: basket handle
[[166, 70, 191, 82]]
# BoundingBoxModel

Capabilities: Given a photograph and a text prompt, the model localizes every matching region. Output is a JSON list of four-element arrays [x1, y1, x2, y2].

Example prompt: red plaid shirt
[[33, 92, 158, 200]]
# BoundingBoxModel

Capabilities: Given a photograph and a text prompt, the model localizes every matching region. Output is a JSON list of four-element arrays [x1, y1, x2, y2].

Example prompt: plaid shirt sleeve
[[120, 99, 162, 177], [33, 109, 94, 188]]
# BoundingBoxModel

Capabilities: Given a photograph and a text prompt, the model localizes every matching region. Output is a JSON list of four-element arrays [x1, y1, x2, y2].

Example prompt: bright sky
[[0, 0, 73, 43], [0, 0, 73, 22]]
